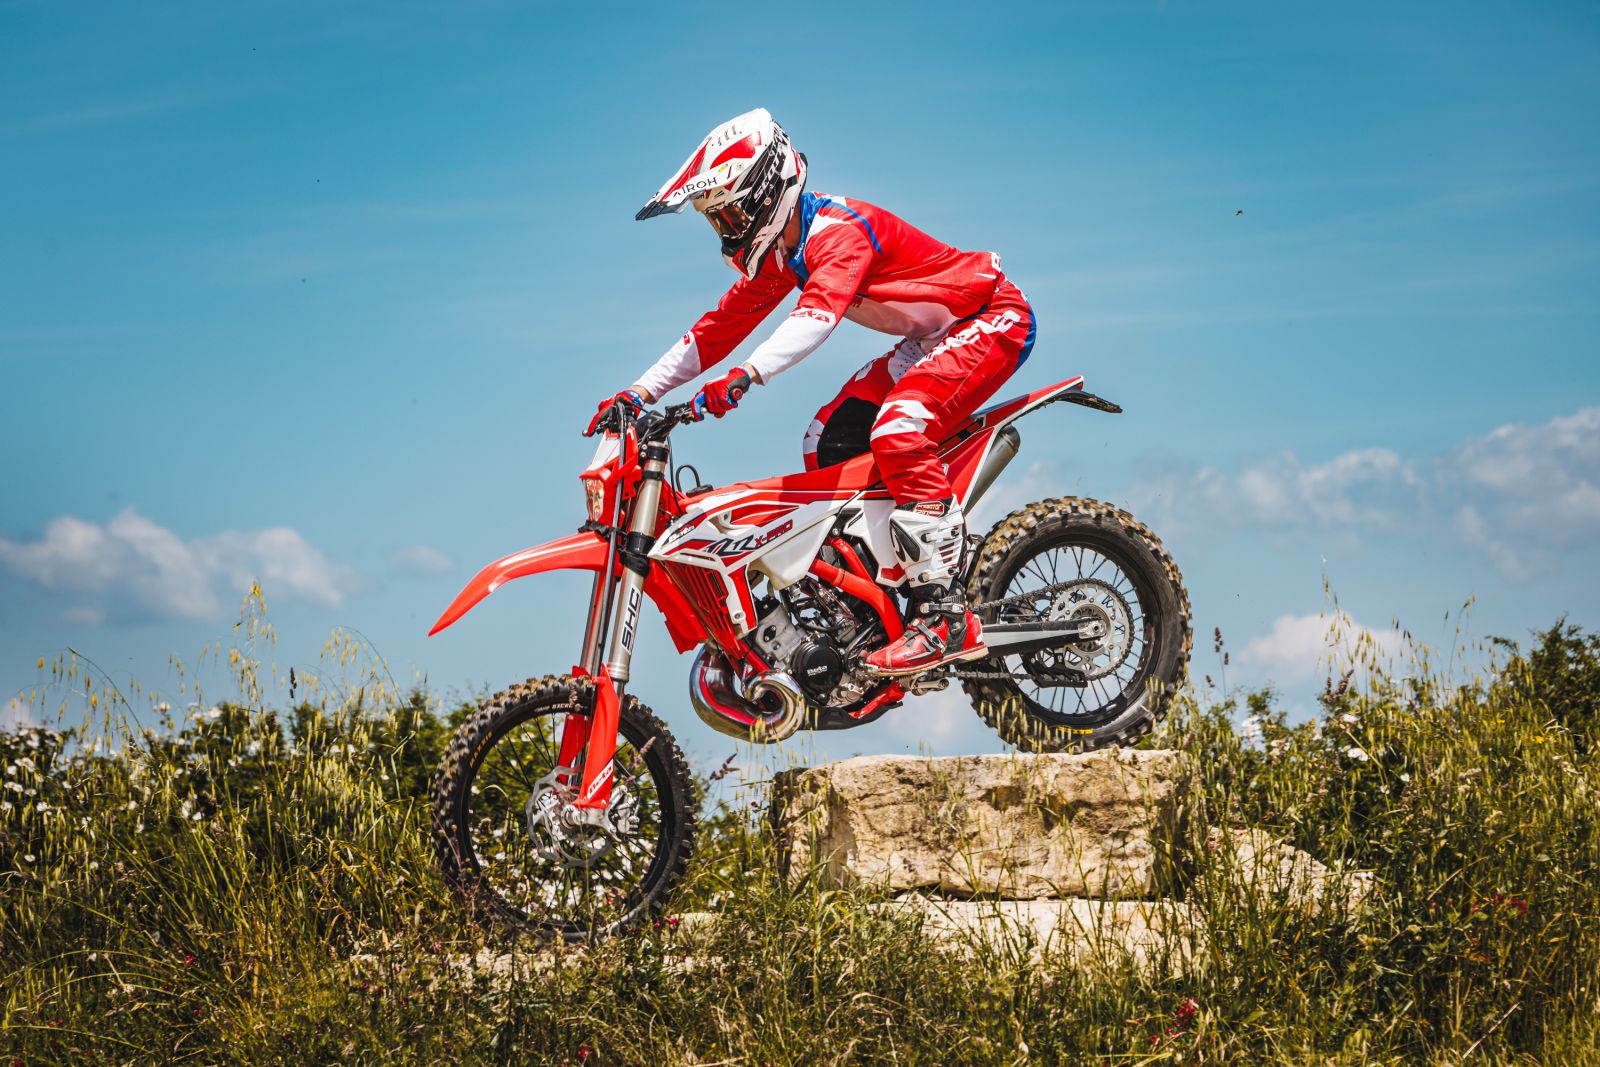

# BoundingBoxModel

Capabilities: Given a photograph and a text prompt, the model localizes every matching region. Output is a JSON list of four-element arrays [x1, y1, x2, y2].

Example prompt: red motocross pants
[[802, 278, 1036, 502]]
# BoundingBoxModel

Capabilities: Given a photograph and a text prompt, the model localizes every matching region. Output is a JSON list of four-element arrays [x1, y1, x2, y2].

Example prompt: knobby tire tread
[[962, 497, 1193, 752], [431, 673, 698, 941]]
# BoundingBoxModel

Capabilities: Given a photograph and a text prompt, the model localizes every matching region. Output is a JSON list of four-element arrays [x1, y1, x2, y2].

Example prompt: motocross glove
[[690, 368, 752, 422], [584, 388, 646, 437]]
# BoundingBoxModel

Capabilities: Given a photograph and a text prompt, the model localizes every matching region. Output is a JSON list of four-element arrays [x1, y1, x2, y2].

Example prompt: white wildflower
[[204, 706, 222, 722], [5, 781, 22, 794], [126, 800, 138, 810], [190, 811, 203, 821], [23, 853, 36, 863], [1240, 715, 1263, 746], [0, 802, 12, 813], [1340, 712, 1358, 724], [1346, 745, 1370, 762], [245, 741, 260, 757], [1400, 772, 1411, 783]]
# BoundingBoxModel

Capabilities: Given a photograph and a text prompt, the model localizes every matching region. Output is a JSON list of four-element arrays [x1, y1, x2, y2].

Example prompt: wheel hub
[[1038, 579, 1134, 681], [524, 768, 639, 869]]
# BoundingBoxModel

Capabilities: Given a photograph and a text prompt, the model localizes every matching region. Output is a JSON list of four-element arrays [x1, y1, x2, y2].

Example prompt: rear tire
[[962, 498, 1191, 752], [432, 674, 697, 940]]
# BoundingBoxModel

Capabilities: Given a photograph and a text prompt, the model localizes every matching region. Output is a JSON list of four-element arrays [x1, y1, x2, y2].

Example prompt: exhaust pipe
[[689, 647, 808, 743], [966, 425, 1020, 510]]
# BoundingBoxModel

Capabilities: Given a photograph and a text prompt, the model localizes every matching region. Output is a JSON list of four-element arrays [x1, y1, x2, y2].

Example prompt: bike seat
[[728, 450, 883, 497]]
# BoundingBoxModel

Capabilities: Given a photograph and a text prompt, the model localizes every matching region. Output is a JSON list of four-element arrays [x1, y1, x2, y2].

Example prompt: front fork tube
[[572, 441, 670, 812]]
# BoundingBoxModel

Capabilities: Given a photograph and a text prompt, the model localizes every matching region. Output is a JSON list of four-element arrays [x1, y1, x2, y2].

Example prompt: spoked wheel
[[432, 675, 696, 940], [962, 498, 1191, 752]]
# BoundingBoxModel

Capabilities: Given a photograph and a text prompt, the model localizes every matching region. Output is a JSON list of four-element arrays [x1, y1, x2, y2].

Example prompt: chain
[[971, 579, 1087, 615]]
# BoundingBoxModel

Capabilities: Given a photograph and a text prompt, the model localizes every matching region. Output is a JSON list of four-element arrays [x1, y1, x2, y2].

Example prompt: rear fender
[[968, 375, 1121, 433], [428, 531, 703, 652]]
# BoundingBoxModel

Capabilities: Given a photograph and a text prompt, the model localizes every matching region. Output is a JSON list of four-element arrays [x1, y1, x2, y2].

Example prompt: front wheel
[[432, 674, 697, 940], [962, 498, 1192, 752]]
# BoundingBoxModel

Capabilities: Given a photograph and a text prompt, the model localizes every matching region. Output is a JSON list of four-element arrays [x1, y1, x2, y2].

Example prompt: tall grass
[[3, 604, 1598, 1064]]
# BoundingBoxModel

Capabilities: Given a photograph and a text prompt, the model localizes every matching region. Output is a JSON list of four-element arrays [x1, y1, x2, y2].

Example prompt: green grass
[[3, 609, 1599, 1064]]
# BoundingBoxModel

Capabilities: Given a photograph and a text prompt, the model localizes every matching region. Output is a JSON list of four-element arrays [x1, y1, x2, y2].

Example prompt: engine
[[790, 638, 846, 701], [749, 568, 887, 708]]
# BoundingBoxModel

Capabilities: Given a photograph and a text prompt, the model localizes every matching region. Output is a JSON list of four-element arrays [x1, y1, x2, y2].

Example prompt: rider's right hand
[[584, 389, 646, 437]]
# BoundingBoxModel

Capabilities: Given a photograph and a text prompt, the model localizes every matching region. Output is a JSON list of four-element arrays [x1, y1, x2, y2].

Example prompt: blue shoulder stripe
[[786, 193, 882, 283]]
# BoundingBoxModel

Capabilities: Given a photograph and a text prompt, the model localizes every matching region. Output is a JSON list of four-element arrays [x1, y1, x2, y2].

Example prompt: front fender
[[428, 531, 703, 652]]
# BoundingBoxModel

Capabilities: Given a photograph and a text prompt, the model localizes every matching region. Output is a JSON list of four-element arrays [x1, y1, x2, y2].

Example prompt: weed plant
[[3, 601, 1599, 1064]]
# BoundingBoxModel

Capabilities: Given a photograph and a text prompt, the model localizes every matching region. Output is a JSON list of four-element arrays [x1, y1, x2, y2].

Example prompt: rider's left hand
[[690, 367, 753, 422]]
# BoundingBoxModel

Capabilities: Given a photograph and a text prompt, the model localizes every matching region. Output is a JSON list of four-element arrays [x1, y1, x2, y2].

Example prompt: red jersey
[[634, 192, 1006, 399]]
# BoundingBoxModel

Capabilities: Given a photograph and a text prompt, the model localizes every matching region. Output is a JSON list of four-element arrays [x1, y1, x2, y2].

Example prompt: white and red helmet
[[636, 108, 807, 279]]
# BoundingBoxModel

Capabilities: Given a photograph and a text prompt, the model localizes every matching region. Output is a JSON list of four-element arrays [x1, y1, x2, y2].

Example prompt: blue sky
[[2, 1, 1597, 764]]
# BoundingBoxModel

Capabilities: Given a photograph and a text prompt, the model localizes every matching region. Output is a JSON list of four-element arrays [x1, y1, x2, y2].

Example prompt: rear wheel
[[432, 674, 696, 940], [962, 498, 1191, 751]]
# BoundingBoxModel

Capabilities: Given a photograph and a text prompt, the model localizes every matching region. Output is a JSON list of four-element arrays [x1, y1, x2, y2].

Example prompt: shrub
[[1, 614, 1597, 1063]]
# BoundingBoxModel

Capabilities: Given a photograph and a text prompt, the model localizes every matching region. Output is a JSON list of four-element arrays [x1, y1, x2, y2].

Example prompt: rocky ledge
[[760, 749, 1372, 965]]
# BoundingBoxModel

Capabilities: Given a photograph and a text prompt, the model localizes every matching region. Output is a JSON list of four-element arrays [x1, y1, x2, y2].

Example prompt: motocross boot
[[866, 498, 988, 676]]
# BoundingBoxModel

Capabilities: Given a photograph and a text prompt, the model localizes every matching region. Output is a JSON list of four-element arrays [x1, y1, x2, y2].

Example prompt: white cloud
[[1241, 611, 1407, 685], [62, 607, 106, 625], [0, 508, 354, 623], [1126, 447, 1423, 535], [1437, 407, 1600, 577], [3, 698, 35, 730], [1119, 406, 1599, 578], [196, 527, 351, 607], [389, 544, 454, 576]]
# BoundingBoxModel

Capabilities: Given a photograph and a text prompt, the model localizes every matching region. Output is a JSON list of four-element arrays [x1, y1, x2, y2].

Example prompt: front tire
[[962, 498, 1191, 752], [432, 674, 697, 940]]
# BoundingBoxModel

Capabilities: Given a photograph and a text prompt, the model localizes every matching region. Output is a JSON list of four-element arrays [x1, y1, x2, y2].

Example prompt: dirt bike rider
[[585, 108, 1037, 677]]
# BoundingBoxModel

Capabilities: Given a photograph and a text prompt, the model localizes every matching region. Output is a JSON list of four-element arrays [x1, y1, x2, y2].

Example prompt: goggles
[[701, 202, 752, 241]]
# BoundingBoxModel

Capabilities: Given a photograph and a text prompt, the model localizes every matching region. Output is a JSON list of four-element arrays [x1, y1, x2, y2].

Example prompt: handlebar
[[585, 397, 701, 442], [640, 402, 699, 443]]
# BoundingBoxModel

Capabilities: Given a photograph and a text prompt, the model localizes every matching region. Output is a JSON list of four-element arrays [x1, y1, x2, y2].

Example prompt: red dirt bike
[[429, 376, 1190, 938]]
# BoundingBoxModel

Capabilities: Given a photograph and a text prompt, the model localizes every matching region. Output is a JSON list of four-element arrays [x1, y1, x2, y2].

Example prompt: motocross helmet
[[636, 108, 807, 279]]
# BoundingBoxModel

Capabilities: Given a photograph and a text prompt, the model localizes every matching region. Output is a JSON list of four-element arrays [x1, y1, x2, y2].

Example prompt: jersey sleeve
[[743, 223, 875, 384], [632, 265, 793, 400]]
